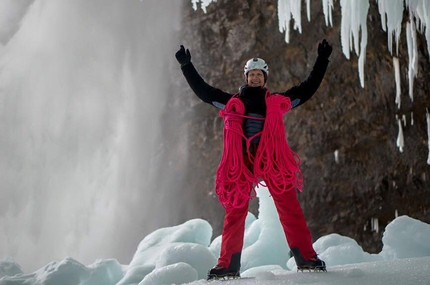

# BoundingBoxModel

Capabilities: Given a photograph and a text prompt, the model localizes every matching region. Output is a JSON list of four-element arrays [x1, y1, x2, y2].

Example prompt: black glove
[[175, 45, 191, 67], [318, 39, 332, 60]]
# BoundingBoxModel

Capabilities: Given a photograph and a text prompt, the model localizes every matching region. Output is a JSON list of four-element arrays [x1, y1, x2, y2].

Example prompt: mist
[[0, 0, 182, 272]]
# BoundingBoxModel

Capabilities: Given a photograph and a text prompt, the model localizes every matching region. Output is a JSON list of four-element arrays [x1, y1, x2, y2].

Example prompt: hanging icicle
[[377, 0, 404, 55], [393, 57, 401, 109], [396, 116, 404, 152], [406, 20, 418, 102], [278, 0, 303, 43], [322, 0, 334, 27], [191, 0, 217, 13], [426, 109, 430, 165], [339, 0, 369, 88]]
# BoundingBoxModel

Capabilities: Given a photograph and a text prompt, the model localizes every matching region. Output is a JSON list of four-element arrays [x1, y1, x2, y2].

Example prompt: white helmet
[[243, 58, 269, 81]]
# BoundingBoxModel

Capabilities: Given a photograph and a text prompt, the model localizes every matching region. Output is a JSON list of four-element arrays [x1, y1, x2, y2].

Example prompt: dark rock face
[[168, 0, 430, 253]]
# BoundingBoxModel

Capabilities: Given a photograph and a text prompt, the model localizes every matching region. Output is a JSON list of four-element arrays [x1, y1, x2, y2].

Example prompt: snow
[[1, 186, 430, 285]]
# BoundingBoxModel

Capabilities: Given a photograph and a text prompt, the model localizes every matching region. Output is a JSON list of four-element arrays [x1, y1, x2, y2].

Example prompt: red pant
[[217, 152, 316, 270]]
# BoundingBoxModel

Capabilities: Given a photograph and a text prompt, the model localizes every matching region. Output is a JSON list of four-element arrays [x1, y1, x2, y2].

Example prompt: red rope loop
[[215, 92, 303, 209], [254, 94, 303, 193], [216, 98, 257, 210]]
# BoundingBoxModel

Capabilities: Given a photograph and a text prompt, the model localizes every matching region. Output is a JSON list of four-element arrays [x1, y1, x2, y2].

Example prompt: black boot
[[207, 252, 241, 280], [207, 264, 240, 280], [290, 247, 327, 272]]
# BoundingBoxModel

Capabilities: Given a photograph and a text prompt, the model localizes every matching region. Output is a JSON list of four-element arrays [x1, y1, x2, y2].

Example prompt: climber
[[175, 39, 332, 280]]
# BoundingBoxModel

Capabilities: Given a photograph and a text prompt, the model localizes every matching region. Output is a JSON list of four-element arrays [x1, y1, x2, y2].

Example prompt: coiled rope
[[253, 93, 303, 194], [215, 91, 303, 209], [216, 98, 258, 210]]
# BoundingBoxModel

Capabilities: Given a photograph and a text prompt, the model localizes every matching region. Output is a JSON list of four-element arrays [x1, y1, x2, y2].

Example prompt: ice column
[[340, 0, 369, 88]]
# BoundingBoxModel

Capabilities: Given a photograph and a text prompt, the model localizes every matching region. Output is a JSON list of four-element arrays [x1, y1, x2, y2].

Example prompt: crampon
[[207, 264, 240, 281]]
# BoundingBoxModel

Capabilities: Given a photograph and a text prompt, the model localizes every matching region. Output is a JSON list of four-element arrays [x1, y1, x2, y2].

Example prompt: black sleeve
[[281, 56, 329, 109], [180, 62, 233, 109]]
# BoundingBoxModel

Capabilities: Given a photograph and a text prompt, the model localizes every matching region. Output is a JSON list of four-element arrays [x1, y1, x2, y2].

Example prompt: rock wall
[[168, 0, 430, 253]]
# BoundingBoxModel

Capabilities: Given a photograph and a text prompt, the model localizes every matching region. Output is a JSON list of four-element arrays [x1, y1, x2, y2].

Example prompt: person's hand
[[318, 39, 332, 59], [175, 45, 191, 67]]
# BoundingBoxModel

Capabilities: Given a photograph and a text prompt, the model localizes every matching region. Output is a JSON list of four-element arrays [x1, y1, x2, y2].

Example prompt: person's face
[[246, 69, 265, 87]]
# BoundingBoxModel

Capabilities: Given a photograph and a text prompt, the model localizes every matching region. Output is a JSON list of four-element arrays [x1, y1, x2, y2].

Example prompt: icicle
[[396, 116, 404, 152], [191, 0, 216, 13], [406, 20, 418, 102], [322, 0, 334, 27], [406, 0, 430, 61], [411, 111, 414, 125], [393, 57, 401, 109], [278, 0, 291, 43], [395, 209, 398, 218], [334, 149, 339, 163], [278, 0, 303, 44], [340, 0, 369, 88], [377, 0, 404, 55], [290, 0, 303, 34], [402, 114, 407, 126], [371, 217, 379, 233], [306, 0, 311, 21], [339, 2, 351, 60], [426, 108, 430, 165]]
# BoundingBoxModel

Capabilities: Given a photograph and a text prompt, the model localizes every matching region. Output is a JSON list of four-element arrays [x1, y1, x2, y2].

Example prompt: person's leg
[[269, 186, 316, 260], [210, 146, 254, 277], [217, 200, 249, 271]]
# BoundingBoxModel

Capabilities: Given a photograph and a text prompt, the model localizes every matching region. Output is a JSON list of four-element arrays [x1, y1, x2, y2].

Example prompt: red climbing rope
[[215, 98, 258, 210], [253, 92, 303, 194], [215, 91, 303, 209]]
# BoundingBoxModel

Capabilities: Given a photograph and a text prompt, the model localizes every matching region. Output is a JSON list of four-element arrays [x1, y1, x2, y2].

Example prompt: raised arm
[[282, 39, 332, 108], [175, 45, 232, 108]]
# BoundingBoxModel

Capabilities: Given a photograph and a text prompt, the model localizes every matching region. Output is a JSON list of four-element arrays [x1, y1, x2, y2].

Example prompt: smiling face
[[246, 69, 265, 87]]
